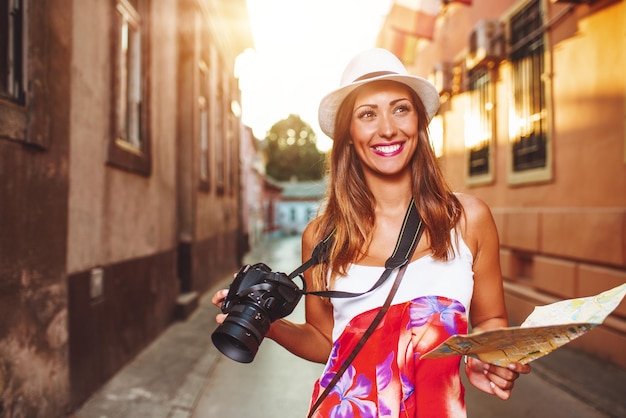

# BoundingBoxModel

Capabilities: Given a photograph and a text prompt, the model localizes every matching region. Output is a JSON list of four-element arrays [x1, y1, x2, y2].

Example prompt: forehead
[[353, 80, 413, 103]]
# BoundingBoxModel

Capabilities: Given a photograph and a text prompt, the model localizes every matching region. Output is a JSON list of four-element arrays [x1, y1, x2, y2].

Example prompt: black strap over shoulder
[[288, 198, 423, 299], [287, 228, 335, 280], [305, 200, 424, 418]]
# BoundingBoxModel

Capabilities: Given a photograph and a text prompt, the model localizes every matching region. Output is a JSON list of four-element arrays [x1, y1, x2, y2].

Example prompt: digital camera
[[211, 263, 303, 363]]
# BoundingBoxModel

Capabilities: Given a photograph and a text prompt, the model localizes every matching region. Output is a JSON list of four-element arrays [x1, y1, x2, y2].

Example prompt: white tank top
[[329, 229, 474, 341]]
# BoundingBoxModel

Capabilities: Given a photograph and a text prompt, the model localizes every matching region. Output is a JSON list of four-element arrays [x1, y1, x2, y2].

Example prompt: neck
[[365, 171, 413, 212]]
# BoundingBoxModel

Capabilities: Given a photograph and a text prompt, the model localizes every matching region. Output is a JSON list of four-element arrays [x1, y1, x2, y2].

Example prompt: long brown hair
[[310, 81, 462, 291]]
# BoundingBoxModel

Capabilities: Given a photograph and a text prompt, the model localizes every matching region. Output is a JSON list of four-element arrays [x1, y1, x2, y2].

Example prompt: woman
[[213, 48, 530, 417]]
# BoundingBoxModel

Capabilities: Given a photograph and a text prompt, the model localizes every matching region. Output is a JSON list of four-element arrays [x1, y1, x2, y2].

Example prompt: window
[[0, 0, 24, 104], [215, 58, 225, 195], [198, 61, 210, 188], [229, 92, 241, 197], [196, 10, 210, 191], [108, 0, 151, 175], [226, 100, 234, 195], [429, 115, 444, 158], [508, 0, 551, 184], [0, 0, 29, 146], [306, 207, 316, 222], [465, 66, 494, 184], [0, 0, 52, 149]]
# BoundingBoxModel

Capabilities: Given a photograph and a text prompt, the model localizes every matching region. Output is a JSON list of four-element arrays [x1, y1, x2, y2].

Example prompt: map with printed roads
[[421, 282, 626, 366]]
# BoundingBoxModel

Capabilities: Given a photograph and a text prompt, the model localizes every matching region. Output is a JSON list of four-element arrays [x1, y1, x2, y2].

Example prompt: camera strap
[[306, 198, 424, 418], [289, 197, 423, 299]]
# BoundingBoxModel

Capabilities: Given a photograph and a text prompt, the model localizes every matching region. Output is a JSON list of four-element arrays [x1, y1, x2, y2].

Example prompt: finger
[[508, 362, 532, 375], [210, 292, 221, 306], [215, 313, 228, 324], [211, 289, 229, 306], [485, 363, 519, 381], [466, 356, 487, 373], [485, 369, 516, 389], [488, 379, 513, 400], [483, 364, 520, 393]]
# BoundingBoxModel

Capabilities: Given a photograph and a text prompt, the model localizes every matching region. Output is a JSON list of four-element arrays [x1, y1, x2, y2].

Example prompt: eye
[[356, 108, 375, 119], [393, 102, 412, 115]]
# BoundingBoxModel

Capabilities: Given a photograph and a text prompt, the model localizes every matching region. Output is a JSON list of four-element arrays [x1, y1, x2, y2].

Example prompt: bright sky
[[237, 0, 392, 152]]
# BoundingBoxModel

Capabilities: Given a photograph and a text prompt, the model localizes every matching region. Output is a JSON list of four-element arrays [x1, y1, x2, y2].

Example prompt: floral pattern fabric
[[309, 296, 468, 418]]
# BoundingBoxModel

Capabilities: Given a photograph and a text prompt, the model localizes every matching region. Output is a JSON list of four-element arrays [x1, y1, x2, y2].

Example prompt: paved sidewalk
[[72, 235, 626, 418]]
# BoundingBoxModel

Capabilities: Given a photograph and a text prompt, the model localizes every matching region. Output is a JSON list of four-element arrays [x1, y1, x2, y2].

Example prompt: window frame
[[228, 81, 241, 197], [0, 0, 25, 105], [506, 0, 553, 185], [215, 55, 225, 196], [195, 8, 211, 192], [107, 0, 151, 176], [0, 0, 51, 149], [0, 0, 31, 146], [465, 65, 495, 186]]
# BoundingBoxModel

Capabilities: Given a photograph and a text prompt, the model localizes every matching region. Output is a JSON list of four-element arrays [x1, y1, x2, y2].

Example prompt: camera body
[[211, 263, 303, 363]]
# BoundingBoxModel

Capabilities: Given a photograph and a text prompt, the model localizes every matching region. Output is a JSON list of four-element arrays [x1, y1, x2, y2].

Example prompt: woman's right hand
[[211, 288, 230, 324]]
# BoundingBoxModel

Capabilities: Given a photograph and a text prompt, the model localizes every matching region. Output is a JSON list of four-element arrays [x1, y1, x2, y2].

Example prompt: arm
[[457, 194, 531, 400], [265, 221, 334, 363], [211, 221, 334, 364], [265, 294, 333, 363]]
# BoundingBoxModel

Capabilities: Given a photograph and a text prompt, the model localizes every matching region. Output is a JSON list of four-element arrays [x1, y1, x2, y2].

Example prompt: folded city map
[[421, 282, 626, 366]]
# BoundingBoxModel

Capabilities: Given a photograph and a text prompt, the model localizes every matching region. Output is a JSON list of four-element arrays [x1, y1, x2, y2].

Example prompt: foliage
[[264, 114, 326, 181]]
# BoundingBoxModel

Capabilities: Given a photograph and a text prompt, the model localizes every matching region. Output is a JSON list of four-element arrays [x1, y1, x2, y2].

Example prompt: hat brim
[[318, 74, 440, 140]]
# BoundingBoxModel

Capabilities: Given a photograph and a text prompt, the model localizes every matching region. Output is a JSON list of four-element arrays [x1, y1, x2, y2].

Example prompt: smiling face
[[349, 80, 419, 179]]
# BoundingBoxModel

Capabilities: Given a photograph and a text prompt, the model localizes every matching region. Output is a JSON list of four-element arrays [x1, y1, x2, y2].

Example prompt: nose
[[377, 112, 397, 139]]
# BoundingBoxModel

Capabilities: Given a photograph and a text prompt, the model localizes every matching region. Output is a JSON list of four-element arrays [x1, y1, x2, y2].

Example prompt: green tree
[[264, 114, 326, 181]]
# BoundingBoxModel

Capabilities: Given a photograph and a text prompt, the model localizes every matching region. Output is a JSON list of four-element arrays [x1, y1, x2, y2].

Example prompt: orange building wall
[[415, 0, 626, 368]]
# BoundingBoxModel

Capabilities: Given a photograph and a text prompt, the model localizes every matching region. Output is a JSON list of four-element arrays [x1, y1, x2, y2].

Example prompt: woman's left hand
[[465, 356, 531, 400]]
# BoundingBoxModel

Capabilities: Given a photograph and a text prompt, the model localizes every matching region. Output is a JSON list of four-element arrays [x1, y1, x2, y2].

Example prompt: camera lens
[[211, 303, 271, 363]]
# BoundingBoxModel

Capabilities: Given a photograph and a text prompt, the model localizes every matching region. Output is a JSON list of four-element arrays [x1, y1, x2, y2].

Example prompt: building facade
[[276, 179, 328, 235], [0, 0, 253, 416], [380, 0, 626, 368], [240, 125, 267, 251]]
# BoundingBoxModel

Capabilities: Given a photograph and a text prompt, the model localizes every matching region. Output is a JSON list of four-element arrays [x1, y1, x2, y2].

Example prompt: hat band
[[353, 71, 398, 82]]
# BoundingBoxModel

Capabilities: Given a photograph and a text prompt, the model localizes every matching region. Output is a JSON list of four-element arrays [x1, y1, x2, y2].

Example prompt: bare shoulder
[[454, 193, 497, 250], [302, 217, 322, 252], [455, 192, 493, 221]]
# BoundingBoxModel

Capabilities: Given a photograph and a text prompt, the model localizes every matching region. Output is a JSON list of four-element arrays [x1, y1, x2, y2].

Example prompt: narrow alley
[[72, 235, 626, 418]]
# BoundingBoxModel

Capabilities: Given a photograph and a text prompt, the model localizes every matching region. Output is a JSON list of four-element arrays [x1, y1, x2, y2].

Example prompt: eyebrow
[[354, 97, 411, 111]]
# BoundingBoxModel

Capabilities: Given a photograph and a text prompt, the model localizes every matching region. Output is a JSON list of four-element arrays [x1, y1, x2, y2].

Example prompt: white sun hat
[[318, 48, 440, 139]]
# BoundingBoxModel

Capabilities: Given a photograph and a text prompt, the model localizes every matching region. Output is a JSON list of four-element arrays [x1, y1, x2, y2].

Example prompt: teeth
[[374, 144, 400, 153]]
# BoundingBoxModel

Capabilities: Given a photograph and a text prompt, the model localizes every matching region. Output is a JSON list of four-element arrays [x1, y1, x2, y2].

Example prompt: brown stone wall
[[65, 0, 181, 409], [0, 0, 72, 415], [67, 250, 179, 407], [178, 231, 240, 295], [0, 0, 252, 415]]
